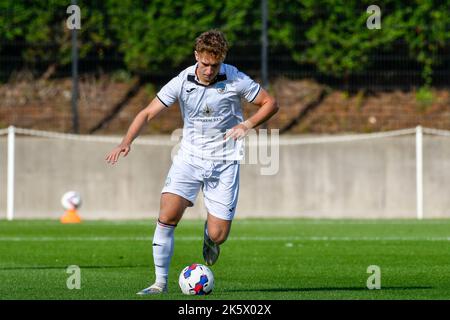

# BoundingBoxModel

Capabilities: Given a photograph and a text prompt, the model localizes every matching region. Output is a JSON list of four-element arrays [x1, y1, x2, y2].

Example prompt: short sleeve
[[156, 76, 181, 107], [235, 71, 261, 103]]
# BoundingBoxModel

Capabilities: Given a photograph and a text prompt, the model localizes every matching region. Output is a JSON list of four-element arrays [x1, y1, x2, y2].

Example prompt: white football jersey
[[157, 63, 260, 161]]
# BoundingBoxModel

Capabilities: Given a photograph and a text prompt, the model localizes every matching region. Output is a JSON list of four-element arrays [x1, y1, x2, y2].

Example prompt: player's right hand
[[105, 144, 131, 164]]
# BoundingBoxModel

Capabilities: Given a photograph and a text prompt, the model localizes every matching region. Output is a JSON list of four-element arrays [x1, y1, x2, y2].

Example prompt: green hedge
[[1, 0, 449, 84]]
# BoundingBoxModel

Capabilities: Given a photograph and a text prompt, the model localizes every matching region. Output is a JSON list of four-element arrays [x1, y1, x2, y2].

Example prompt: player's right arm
[[105, 98, 166, 164]]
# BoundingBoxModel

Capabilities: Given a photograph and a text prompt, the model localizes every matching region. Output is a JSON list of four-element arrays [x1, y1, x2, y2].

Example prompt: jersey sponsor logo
[[186, 87, 197, 94], [202, 104, 214, 117], [193, 117, 223, 122]]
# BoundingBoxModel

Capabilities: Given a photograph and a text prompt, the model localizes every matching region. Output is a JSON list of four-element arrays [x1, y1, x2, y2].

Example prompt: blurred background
[[1, 0, 450, 134], [1, 0, 450, 220]]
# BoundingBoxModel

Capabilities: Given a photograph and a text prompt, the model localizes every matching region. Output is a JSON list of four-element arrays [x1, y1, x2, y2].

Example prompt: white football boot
[[136, 283, 168, 295]]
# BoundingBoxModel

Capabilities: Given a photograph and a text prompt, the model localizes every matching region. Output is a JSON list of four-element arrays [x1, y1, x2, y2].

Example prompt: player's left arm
[[225, 88, 278, 140]]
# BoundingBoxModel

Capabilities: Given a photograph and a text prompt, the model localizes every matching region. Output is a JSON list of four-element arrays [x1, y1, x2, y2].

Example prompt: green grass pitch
[[1, 218, 450, 300]]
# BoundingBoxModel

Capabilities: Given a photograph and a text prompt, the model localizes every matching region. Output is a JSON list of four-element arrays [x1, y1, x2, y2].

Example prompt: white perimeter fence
[[1, 125, 449, 220]]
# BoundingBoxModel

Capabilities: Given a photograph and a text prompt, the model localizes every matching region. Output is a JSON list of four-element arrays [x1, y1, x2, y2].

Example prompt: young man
[[105, 30, 278, 295]]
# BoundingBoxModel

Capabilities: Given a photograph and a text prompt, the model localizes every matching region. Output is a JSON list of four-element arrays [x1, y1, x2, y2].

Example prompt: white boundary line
[[0, 235, 449, 242], [4, 219, 449, 225]]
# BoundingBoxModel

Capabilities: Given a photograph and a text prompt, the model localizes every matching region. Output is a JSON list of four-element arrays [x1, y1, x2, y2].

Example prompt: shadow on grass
[[227, 286, 433, 293], [0, 265, 147, 270]]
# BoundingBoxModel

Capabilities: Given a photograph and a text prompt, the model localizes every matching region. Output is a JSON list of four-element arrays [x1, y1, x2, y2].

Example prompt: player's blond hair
[[195, 30, 228, 61]]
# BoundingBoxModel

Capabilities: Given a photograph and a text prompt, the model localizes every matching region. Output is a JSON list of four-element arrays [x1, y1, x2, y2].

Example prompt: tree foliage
[[1, 0, 449, 84]]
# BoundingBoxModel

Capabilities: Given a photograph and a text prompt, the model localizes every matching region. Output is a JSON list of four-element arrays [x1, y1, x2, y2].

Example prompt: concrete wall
[[1, 134, 449, 220]]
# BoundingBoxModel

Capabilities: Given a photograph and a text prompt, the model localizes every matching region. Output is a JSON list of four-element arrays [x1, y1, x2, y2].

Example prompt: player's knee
[[158, 216, 178, 226], [158, 210, 181, 226], [158, 204, 186, 226], [208, 228, 228, 245]]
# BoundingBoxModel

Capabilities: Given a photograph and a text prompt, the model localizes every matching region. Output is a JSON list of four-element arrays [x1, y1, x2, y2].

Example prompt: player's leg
[[203, 213, 232, 266], [153, 193, 191, 285], [138, 152, 202, 295], [202, 162, 239, 266], [137, 193, 192, 295]]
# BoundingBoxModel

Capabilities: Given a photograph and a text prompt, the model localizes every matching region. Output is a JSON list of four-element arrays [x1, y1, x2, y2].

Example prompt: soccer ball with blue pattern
[[179, 263, 214, 295]]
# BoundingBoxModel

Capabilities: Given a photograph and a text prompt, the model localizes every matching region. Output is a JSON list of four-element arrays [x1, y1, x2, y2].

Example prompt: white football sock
[[152, 220, 176, 286]]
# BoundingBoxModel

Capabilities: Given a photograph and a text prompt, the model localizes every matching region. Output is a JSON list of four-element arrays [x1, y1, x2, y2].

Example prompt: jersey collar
[[187, 63, 227, 87]]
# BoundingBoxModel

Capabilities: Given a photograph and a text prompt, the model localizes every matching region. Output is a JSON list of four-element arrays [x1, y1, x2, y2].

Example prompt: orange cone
[[60, 209, 82, 224]]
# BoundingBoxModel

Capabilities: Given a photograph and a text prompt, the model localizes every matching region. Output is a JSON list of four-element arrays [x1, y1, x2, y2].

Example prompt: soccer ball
[[179, 263, 214, 295], [61, 191, 82, 210]]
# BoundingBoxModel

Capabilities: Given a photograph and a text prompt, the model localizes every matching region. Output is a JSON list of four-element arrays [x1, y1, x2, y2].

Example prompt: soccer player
[[105, 30, 278, 295]]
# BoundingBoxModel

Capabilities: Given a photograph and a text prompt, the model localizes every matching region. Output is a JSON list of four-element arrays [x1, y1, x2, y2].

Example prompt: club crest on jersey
[[216, 82, 226, 94], [202, 104, 214, 117]]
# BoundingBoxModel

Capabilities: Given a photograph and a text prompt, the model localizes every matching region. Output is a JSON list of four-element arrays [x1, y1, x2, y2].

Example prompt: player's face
[[195, 51, 223, 85]]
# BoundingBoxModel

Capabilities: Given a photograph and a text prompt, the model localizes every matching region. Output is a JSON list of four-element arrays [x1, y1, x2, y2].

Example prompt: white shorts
[[161, 152, 240, 220]]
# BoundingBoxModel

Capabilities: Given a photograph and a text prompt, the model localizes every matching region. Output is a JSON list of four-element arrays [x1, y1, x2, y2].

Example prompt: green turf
[[1, 218, 450, 300]]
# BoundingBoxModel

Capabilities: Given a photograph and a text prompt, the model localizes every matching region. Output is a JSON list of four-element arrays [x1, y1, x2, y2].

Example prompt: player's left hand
[[224, 122, 251, 141]]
